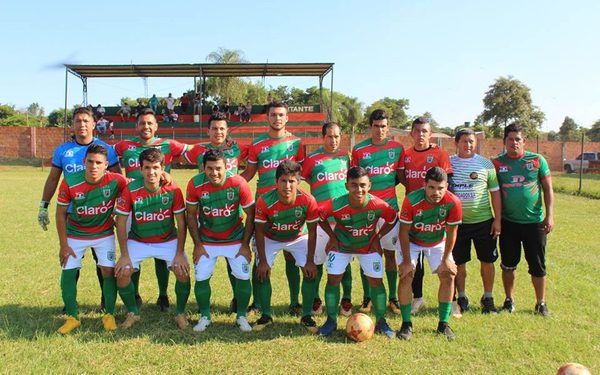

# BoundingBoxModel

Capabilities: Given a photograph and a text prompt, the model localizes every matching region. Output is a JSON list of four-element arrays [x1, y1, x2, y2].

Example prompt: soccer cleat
[[339, 298, 353, 317], [311, 298, 323, 315], [174, 314, 189, 330], [481, 296, 498, 314], [193, 316, 211, 332], [534, 302, 551, 317], [156, 295, 170, 312], [301, 315, 319, 334], [247, 302, 259, 316], [436, 321, 456, 341], [317, 317, 337, 336], [396, 321, 413, 341], [375, 318, 395, 338], [252, 315, 273, 331], [388, 299, 401, 315], [451, 301, 463, 319], [288, 303, 302, 317], [457, 296, 470, 312], [102, 314, 117, 331], [236, 316, 252, 332], [121, 312, 140, 329], [358, 297, 372, 313], [57, 316, 81, 334], [502, 297, 515, 313], [98, 298, 106, 313], [411, 297, 425, 315], [135, 294, 143, 309], [229, 298, 238, 314]]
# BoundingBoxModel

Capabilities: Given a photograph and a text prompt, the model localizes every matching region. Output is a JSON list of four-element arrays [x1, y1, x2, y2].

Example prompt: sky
[[1, 0, 599, 131]]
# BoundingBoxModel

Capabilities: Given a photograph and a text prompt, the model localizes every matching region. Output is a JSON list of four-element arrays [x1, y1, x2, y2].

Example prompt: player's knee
[[116, 275, 130, 288], [100, 266, 114, 278], [367, 277, 383, 288], [438, 269, 454, 284], [500, 263, 517, 272]]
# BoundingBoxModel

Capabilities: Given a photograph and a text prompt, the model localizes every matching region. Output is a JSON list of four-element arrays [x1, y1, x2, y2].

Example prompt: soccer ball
[[346, 313, 374, 342], [556, 363, 591, 375]]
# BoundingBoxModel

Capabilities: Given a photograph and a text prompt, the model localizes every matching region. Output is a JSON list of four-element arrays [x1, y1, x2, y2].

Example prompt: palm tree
[[205, 48, 248, 103]]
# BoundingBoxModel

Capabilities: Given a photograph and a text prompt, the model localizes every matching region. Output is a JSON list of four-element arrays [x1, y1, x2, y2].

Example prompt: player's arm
[[541, 176, 554, 233], [395, 169, 407, 187], [304, 221, 318, 278], [114, 214, 133, 277], [437, 225, 458, 276], [38, 167, 62, 230], [318, 220, 339, 252], [254, 222, 270, 281], [490, 189, 502, 239], [240, 162, 257, 182], [55, 204, 75, 267], [172, 212, 189, 276], [186, 203, 208, 264], [398, 222, 414, 279], [237, 204, 255, 263], [108, 163, 122, 174]]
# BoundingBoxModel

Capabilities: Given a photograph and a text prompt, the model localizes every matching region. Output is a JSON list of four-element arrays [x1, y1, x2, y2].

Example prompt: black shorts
[[452, 218, 498, 265], [499, 219, 546, 277]]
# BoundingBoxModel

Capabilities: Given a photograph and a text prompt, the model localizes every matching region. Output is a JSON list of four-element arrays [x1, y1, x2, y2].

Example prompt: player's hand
[[236, 243, 252, 263], [324, 237, 339, 254], [490, 218, 502, 239], [543, 215, 554, 234], [256, 261, 271, 282], [303, 260, 317, 279], [436, 257, 457, 276], [192, 243, 208, 264], [38, 207, 50, 231], [115, 255, 133, 277], [160, 171, 173, 184], [58, 244, 76, 268], [171, 253, 190, 277], [398, 260, 415, 280]]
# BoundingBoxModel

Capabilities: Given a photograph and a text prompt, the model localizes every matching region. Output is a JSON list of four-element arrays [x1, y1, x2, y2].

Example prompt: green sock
[[439, 302, 452, 323], [102, 276, 117, 314], [301, 275, 317, 317], [61, 269, 78, 318], [360, 268, 370, 300], [371, 284, 387, 322], [400, 304, 412, 322], [285, 258, 300, 306], [194, 279, 211, 319], [324, 284, 340, 320], [386, 270, 398, 301], [314, 264, 323, 300], [256, 277, 272, 317], [234, 279, 251, 318], [251, 263, 261, 309], [154, 259, 170, 297], [175, 280, 190, 315], [342, 264, 353, 300], [227, 262, 237, 298], [118, 281, 139, 315], [131, 269, 141, 295]]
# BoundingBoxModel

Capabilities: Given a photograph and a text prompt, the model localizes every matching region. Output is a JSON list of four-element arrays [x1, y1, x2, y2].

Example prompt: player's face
[[411, 123, 431, 149], [424, 179, 448, 204], [203, 159, 227, 185], [276, 173, 299, 201], [208, 120, 228, 146], [370, 119, 388, 144], [504, 131, 525, 157], [84, 152, 108, 182], [136, 114, 158, 141], [457, 134, 476, 158], [268, 107, 288, 132], [140, 160, 164, 186], [72, 113, 95, 142], [323, 125, 341, 152], [346, 175, 371, 205]]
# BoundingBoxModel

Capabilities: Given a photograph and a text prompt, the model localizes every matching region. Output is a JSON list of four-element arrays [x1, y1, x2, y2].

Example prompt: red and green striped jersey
[[57, 171, 127, 239], [183, 142, 248, 174], [403, 145, 452, 193], [399, 188, 462, 247], [186, 172, 254, 245], [319, 194, 397, 254], [113, 137, 188, 180], [247, 133, 304, 195], [301, 147, 349, 204], [351, 138, 404, 211], [255, 188, 319, 242], [492, 151, 551, 224], [115, 179, 185, 243]]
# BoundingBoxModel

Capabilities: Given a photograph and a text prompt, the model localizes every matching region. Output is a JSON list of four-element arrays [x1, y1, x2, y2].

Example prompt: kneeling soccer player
[[397, 167, 462, 341], [56, 144, 127, 334], [186, 149, 255, 332], [253, 160, 319, 333], [114, 148, 190, 329], [317, 166, 398, 337]]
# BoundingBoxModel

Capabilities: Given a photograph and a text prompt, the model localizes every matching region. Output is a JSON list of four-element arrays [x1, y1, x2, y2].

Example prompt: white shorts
[[326, 251, 384, 278], [63, 235, 116, 270], [315, 223, 335, 265], [378, 219, 400, 252], [195, 243, 251, 281], [257, 235, 308, 268], [128, 239, 184, 271], [396, 241, 453, 273]]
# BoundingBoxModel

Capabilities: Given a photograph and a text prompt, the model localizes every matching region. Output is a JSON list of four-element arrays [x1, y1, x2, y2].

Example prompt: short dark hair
[[267, 100, 288, 114], [136, 108, 156, 121], [347, 166, 369, 182], [73, 107, 95, 119], [321, 122, 340, 136], [368, 109, 388, 126], [425, 166, 447, 183], [411, 116, 430, 130], [139, 147, 164, 166], [208, 112, 228, 127], [504, 122, 524, 140], [454, 127, 476, 143], [85, 144, 107, 159], [202, 148, 226, 167], [275, 160, 301, 180]]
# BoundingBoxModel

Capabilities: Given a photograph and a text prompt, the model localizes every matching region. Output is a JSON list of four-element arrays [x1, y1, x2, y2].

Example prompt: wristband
[[40, 201, 49, 209]]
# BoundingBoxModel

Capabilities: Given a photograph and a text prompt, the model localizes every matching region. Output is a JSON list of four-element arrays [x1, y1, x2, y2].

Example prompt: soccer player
[[301, 122, 354, 316], [449, 128, 502, 316], [39, 106, 121, 311], [241, 101, 305, 316], [317, 166, 398, 337], [252, 160, 319, 332], [351, 109, 405, 315], [402, 117, 452, 315], [492, 123, 554, 316], [113, 108, 189, 312], [55, 144, 127, 334], [397, 167, 462, 341], [114, 148, 190, 329], [186, 149, 255, 332]]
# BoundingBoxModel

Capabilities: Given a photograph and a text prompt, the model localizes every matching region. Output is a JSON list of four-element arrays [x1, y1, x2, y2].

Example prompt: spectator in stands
[[169, 110, 179, 123], [193, 93, 202, 115], [133, 100, 146, 118], [212, 104, 220, 116], [117, 101, 132, 121], [267, 93, 274, 105], [244, 101, 253, 122], [165, 93, 176, 113], [222, 100, 231, 120], [94, 104, 106, 118], [180, 93, 190, 114], [161, 109, 170, 123], [235, 103, 245, 121], [96, 116, 109, 135], [149, 94, 159, 113]]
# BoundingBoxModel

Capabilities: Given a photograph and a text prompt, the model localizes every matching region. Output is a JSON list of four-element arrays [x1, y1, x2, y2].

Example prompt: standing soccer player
[[301, 122, 354, 316], [402, 117, 452, 315], [39, 106, 121, 311], [186, 149, 255, 332], [492, 123, 554, 316], [252, 161, 319, 332], [114, 148, 190, 329], [351, 109, 405, 315], [241, 101, 305, 315], [317, 166, 398, 337], [397, 167, 462, 341], [113, 108, 189, 312], [56, 144, 127, 334], [449, 128, 502, 316]]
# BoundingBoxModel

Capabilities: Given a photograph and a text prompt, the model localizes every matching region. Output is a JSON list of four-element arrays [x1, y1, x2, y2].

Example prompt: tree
[[0, 103, 46, 127], [559, 116, 583, 141], [47, 108, 73, 127], [338, 97, 363, 147], [587, 119, 600, 142], [363, 97, 410, 130], [205, 48, 248, 103], [478, 76, 545, 138]]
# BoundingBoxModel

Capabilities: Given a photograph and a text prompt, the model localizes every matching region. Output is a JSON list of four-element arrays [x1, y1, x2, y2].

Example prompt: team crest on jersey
[[373, 261, 381, 272], [201, 192, 210, 200], [388, 150, 395, 159], [439, 208, 447, 217], [102, 187, 111, 198], [498, 166, 509, 173], [162, 195, 170, 205], [74, 192, 85, 200], [367, 210, 375, 221], [526, 162, 533, 170], [295, 207, 303, 218], [470, 172, 478, 180], [65, 150, 74, 157], [242, 263, 250, 273], [226, 189, 235, 201], [287, 142, 294, 152], [427, 155, 434, 163], [107, 251, 116, 262], [225, 149, 234, 156], [363, 152, 371, 160]]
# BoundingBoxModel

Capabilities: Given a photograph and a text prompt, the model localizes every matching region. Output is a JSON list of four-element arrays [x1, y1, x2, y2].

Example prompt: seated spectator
[[94, 104, 106, 118], [235, 103, 244, 121], [133, 101, 146, 117], [96, 116, 109, 135], [180, 93, 190, 114], [243, 101, 253, 122], [169, 110, 179, 123], [193, 93, 202, 115], [161, 109, 170, 123], [117, 102, 132, 121], [212, 105, 220, 116], [222, 100, 231, 120]]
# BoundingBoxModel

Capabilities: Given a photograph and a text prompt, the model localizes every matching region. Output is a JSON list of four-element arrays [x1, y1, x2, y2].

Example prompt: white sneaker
[[193, 316, 211, 332], [411, 298, 425, 315], [451, 301, 463, 318], [236, 316, 252, 332]]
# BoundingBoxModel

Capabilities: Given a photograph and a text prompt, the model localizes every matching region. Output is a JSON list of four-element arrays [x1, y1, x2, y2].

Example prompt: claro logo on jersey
[[76, 201, 114, 216], [262, 156, 293, 169], [203, 204, 235, 217], [64, 164, 86, 174], [365, 164, 393, 175], [406, 168, 427, 180], [135, 208, 171, 222], [127, 158, 141, 168], [414, 221, 445, 232], [349, 223, 375, 237], [316, 168, 347, 182], [273, 221, 301, 231]]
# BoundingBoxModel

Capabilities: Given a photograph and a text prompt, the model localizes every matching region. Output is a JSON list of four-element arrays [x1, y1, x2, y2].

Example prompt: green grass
[[0, 166, 599, 374], [553, 172, 600, 199]]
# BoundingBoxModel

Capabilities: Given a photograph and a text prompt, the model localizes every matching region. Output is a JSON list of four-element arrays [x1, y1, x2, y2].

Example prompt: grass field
[[553, 172, 600, 199], [0, 165, 599, 374]]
